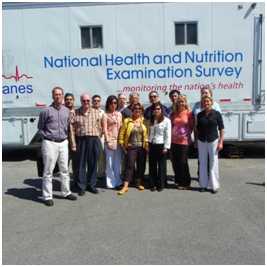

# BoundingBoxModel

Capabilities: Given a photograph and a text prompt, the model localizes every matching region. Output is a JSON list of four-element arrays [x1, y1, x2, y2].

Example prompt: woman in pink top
[[171, 95, 194, 190], [103, 95, 123, 189]]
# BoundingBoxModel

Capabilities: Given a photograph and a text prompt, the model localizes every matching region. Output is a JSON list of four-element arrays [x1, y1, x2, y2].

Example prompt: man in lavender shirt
[[38, 87, 77, 206]]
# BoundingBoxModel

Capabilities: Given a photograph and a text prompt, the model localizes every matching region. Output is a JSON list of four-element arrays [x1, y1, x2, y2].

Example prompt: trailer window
[[81, 26, 103, 49], [175, 22, 198, 45]]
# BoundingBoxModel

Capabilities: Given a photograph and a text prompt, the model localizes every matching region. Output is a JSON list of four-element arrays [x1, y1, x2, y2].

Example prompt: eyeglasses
[[154, 108, 161, 110], [150, 95, 158, 98], [93, 99, 101, 102], [82, 99, 90, 103]]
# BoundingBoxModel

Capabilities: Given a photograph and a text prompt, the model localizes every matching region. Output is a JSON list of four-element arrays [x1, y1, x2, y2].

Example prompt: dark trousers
[[69, 149, 78, 184], [76, 136, 100, 190], [148, 143, 166, 189], [171, 143, 191, 186], [124, 146, 146, 184]]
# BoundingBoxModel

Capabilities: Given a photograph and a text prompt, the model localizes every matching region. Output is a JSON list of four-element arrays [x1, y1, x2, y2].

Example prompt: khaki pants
[[41, 139, 71, 200]]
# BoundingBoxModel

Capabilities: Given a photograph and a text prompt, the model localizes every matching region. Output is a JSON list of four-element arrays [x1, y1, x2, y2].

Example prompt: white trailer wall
[[2, 2, 265, 108]]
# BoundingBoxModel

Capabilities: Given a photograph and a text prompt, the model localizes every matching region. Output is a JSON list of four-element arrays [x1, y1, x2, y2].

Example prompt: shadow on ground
[[246, 182, 265, 187], [5, 178, 63, 204]]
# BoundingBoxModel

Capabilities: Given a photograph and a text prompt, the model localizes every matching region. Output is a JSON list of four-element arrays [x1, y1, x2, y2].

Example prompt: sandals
[[138, 185, 145, 191], [117, 187, 128, 195]]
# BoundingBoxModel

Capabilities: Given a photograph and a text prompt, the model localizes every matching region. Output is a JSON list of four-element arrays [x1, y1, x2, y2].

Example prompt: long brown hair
[[151, 102, 164, 125]]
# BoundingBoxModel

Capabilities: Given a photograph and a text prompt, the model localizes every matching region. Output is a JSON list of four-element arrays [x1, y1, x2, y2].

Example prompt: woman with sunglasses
[[103, 95, 123, 189], [117, 103, 148, 195], [148, 102, 171, 191], [171, 95, 194, 190]]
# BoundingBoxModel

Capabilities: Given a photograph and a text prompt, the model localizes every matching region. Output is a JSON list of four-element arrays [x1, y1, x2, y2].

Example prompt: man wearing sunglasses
[[144, 91, 169, 121], [70, 94, 103, 195], [121, 92, 140, 119]]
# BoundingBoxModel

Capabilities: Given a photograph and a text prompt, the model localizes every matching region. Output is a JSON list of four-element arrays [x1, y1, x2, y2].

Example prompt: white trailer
[[2, 2, 265, 150]]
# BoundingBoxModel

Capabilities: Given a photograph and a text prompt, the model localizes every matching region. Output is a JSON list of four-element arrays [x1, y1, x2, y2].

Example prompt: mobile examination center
[[2, 2, 265, 155]]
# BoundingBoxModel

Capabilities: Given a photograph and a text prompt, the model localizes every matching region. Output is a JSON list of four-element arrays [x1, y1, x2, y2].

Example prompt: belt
[[44, 137, 67, 143]]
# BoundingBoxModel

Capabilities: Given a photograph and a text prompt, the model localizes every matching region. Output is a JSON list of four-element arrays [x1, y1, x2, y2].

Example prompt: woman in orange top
[[170, 95, 194, 190]]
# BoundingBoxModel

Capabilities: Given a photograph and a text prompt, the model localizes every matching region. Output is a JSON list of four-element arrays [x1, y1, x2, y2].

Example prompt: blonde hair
[[131, 102, 144, 114], [174, 95, 190, 112]]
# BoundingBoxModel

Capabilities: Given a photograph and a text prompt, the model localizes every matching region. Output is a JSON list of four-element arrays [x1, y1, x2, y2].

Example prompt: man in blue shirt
[[38, 87, 77, 206]]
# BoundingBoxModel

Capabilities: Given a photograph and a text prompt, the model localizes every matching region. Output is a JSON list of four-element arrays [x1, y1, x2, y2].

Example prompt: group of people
[[38, 86, 224, 206]]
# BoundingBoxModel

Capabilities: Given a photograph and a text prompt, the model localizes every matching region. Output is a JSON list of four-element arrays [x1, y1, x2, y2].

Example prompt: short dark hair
[[105, 95, 118, 112], [64, 93, 74, 99], [52, 86, 64, 95], [92, 94, 101, 100], [168, 89, 180, 98]]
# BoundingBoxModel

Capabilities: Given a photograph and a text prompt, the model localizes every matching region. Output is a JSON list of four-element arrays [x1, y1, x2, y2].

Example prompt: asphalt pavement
[[2, 154, 265, 264]]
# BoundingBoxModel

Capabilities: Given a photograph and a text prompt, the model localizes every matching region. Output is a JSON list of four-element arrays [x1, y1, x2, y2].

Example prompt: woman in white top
[[148, 102, 171, 191]]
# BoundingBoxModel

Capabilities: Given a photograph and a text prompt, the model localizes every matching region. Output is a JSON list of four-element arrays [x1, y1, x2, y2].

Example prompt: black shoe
[[211, 189, 218, 194], [65, 194, 77, 200], [157, 187, 163, 192], [150, 187, 156, 192], [184, 186, 191, 190], [177, 185, 185, 190], [199, 188, 206, 192], [44, 199, 54, 207], [78, 190, 86, 196], [88, 187, 99, 194]]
